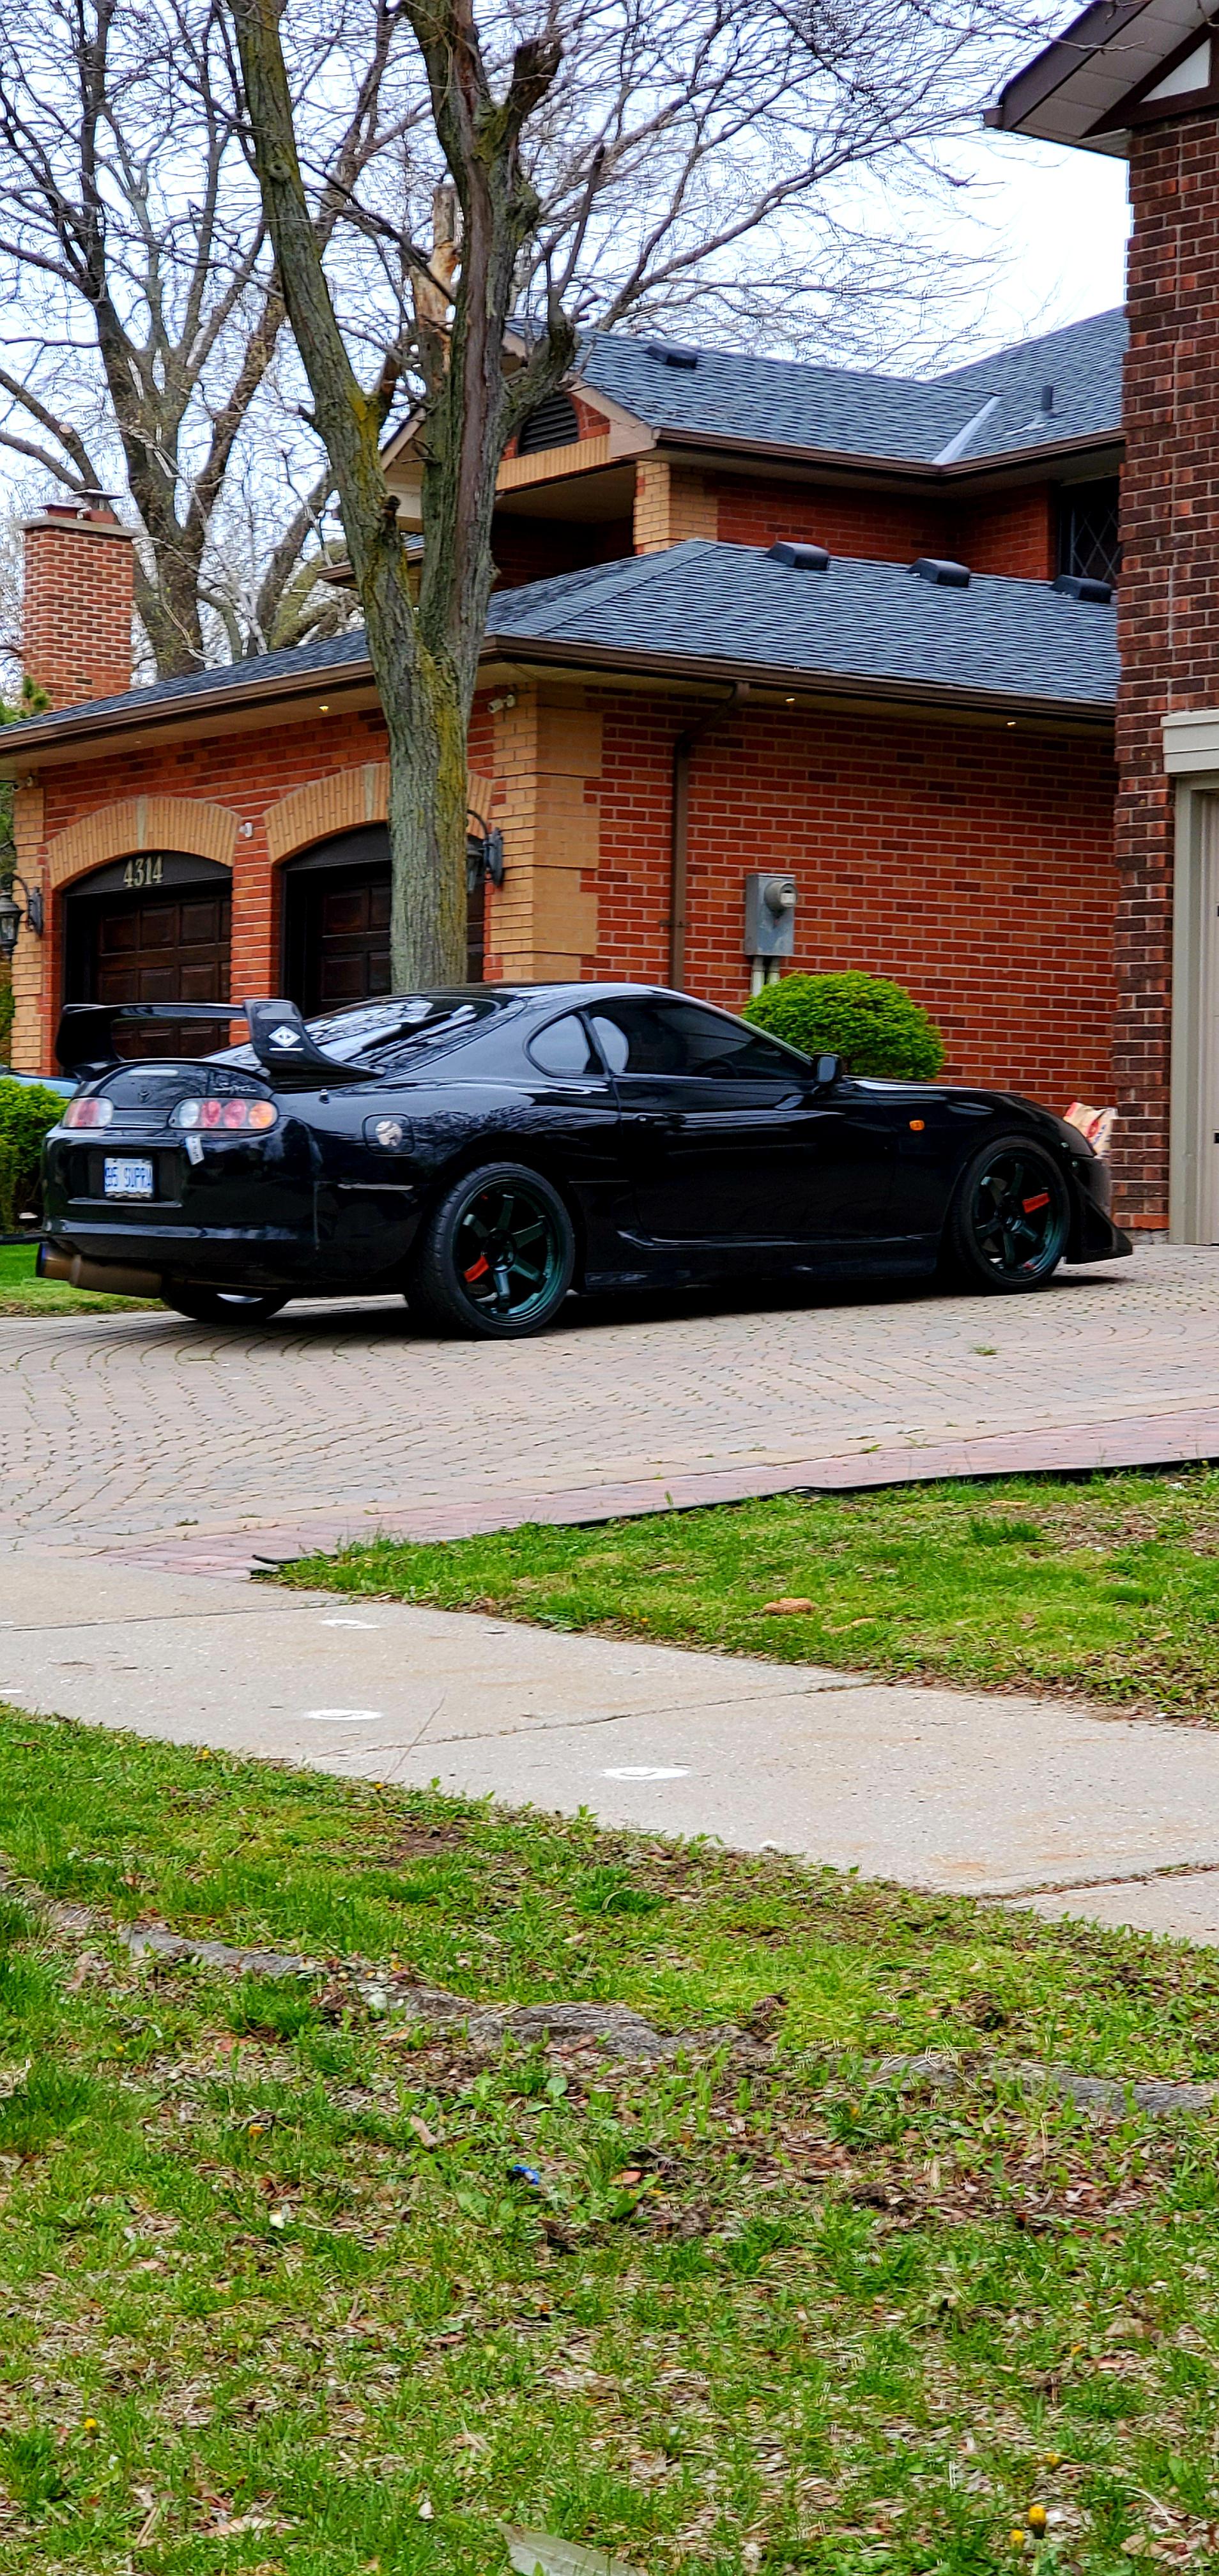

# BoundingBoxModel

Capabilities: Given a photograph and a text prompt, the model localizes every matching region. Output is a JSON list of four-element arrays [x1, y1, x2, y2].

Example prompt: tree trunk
[[231, 0, 568, 998], [381, 644, 470, 990]]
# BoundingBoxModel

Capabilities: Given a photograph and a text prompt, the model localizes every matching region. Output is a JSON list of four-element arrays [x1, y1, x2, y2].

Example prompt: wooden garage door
[[93, 885, 231, 1057], [293, 863, 484, 1012], [308, 868, 392, 1011]]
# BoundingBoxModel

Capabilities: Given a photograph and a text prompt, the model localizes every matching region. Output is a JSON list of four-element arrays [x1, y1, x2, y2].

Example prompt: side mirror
[[813, 1052, 844, 1087]]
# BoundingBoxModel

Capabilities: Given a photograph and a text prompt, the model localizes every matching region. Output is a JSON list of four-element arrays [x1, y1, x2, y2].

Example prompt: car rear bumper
[[38, 1220, 330, 1294]]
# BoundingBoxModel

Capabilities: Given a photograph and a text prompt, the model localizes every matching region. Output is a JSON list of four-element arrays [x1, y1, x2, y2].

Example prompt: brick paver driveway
[[3, 1245, 1218, 1572]]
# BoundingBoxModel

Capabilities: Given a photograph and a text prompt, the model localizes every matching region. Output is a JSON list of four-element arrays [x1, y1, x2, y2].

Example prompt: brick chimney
[[22, 496, 135, 708]]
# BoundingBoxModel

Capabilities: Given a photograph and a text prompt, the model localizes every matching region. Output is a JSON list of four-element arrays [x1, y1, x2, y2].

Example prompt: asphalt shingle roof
[[11, 625, 372, 732], [10, 541, 1116, 747], [487, 541, 1117, 710], [579, 308, 1126, 465]]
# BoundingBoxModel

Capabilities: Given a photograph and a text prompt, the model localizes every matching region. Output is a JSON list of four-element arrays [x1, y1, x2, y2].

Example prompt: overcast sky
[[935, 124, 1131, 358]]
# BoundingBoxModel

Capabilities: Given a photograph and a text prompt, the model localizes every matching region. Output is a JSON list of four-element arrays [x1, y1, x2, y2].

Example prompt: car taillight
[[62, 1096, 114, 1128], [173, 1098, 278, 1132]]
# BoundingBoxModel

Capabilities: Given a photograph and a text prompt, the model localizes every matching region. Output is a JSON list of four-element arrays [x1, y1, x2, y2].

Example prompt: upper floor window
[[517, 391, 581, 455], [1058, 478, 1121, 588]]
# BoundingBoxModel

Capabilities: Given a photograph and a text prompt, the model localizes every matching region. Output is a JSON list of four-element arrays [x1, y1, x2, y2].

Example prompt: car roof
[[383, 983, 669, 1006]]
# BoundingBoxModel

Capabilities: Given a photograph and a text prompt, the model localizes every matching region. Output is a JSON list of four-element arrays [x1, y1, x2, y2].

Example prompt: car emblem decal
[[271, 1025, 302, 1047]]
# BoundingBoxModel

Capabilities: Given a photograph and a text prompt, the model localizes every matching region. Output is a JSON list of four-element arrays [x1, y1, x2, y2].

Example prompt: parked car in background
[[3, 1069, 77, 1099], [39, 985, 1130, 1335]]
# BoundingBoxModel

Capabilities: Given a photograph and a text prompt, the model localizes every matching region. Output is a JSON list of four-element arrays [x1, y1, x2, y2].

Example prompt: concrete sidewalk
[[4, 1552, 1219, 1938]]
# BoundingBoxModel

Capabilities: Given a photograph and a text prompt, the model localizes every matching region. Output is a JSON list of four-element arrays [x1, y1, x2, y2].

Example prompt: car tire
[[164, 1284, 289, 1326], [408, 1162, 576, 1338], [944, 1133, 1070, 1293]]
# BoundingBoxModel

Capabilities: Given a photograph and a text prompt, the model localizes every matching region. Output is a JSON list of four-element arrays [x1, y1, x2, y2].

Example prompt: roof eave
[[482, 628, 1116, 728], [4, 604, 1116, 769], [984, 0, 1208, 150], [0, 650, 376, 772], [655, 423, 1122, 481]]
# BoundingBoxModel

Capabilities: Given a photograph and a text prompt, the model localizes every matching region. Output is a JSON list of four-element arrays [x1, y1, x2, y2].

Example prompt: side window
[[526, 1011, 601, 1077], [588, 999, 804, 1081]]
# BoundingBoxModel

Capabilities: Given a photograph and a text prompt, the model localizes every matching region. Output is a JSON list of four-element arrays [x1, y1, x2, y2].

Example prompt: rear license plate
[[103, 1155, 155, 1200]]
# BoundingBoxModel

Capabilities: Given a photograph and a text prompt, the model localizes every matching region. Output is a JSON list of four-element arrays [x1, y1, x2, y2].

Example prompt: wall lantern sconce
[[466, 808, 505, 893], [0, 873, 44, 960]]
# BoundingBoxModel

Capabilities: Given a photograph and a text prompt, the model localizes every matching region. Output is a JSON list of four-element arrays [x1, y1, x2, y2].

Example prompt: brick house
[[3, 312, 1129, 1203], [991, 0, 1219, 1243]]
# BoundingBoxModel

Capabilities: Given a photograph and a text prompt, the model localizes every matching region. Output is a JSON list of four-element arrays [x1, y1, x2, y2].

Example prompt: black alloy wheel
[[408, 1161, 575, 1338], [946, 1135, 1069, 1293], [164, 1284, 289, 1326]]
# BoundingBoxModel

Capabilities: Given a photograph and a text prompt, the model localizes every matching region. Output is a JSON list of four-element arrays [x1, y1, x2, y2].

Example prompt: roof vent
[[1052, 572, 1113, 604], [645, 339, 699, 369], [766, 540, 829, 571], [1040, 383, 1055, 415], [517, 390, 581, 454], [911, 556, 970, 588]]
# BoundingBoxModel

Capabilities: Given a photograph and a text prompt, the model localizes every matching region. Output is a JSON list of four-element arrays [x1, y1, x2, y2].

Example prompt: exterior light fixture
[[466, 806, 505, 891], [0, 873, 43, 960]]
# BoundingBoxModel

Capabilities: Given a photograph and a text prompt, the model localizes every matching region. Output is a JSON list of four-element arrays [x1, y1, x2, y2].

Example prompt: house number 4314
[[122, 854, 164, 888]]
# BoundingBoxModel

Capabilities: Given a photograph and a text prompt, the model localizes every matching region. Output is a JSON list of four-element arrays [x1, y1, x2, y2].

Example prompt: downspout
[[668, 681, 749, 988]]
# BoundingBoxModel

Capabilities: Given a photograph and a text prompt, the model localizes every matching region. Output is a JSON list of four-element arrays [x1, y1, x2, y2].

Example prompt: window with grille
[[516, 390, 581, 454], [1058, 478, 1121, 587]]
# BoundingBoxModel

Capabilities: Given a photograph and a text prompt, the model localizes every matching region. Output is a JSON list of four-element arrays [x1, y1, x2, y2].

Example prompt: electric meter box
[[743, 870, 797, 957]]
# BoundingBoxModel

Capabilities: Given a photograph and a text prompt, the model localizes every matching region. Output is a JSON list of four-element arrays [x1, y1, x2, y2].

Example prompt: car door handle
[[625, 1110, 682, 1131]]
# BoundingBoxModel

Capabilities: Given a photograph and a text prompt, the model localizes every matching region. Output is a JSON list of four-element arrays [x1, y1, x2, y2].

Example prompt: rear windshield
[[217, 993, 516, 1071]]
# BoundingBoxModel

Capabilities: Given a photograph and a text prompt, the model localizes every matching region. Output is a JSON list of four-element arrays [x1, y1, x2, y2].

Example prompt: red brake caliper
[[1021, 1192, 1050, 1214], [464, 1254, 490, 1282]]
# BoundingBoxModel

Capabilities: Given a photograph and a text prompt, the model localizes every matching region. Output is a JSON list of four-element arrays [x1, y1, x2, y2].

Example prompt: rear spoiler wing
[[55, 998, 366, 1086]]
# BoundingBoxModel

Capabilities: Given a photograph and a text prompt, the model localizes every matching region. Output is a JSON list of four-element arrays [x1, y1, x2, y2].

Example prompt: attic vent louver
[[767, 540, 829, 571], [1053, 572, 1113, 604], [645, 339, 699, 369], [517, 390, 580, 454], [911, 556, 970, 588]]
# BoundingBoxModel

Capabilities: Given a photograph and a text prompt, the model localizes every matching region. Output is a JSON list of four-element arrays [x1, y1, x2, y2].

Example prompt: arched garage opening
[[61, 850, 231, 1058], [281, 826, 485, 1011]]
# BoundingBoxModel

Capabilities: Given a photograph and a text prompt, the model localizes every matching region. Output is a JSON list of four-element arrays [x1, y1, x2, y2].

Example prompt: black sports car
[[39, 984, 1130, 1337]]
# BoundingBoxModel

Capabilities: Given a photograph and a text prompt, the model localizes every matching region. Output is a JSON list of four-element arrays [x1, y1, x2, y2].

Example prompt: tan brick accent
[[22, 507, 135, 707], [497, 434, 613, 494], [265, 762, 498, 866], [45, 794, 238, 891], [265, 763, 388, 863], [491, 689, 600, 977], [8, 785, 45, 1072], [632, 458, 717, 553]]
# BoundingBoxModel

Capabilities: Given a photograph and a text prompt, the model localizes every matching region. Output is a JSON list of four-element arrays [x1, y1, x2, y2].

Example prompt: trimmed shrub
[[742, 970, 946, 1081], [0, 1078, 68, 1229]]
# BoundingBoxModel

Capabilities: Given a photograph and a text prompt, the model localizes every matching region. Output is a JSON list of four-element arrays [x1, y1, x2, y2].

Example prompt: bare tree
[[0, 0, 413, 678], [232, 0, 1054, 988]]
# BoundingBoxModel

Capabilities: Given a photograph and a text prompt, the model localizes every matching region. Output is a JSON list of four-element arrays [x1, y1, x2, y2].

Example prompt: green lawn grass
[[0, 1240, 153, 1315], [275, 1469, 1219, 1722], [1, 1704, 1218, 2572]]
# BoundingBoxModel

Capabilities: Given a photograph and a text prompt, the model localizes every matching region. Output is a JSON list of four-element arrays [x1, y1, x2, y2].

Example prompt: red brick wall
[[27, 707, 391, 1071], [712, 473, 1057, 580], [22, 682, 1116, 1123], [956, 487, 1055, 581], [714, 475, 953, 565], [1114, 111, 1219, 1228], [592, 690, 1117, 1105], [23, 511, 135, 708]]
